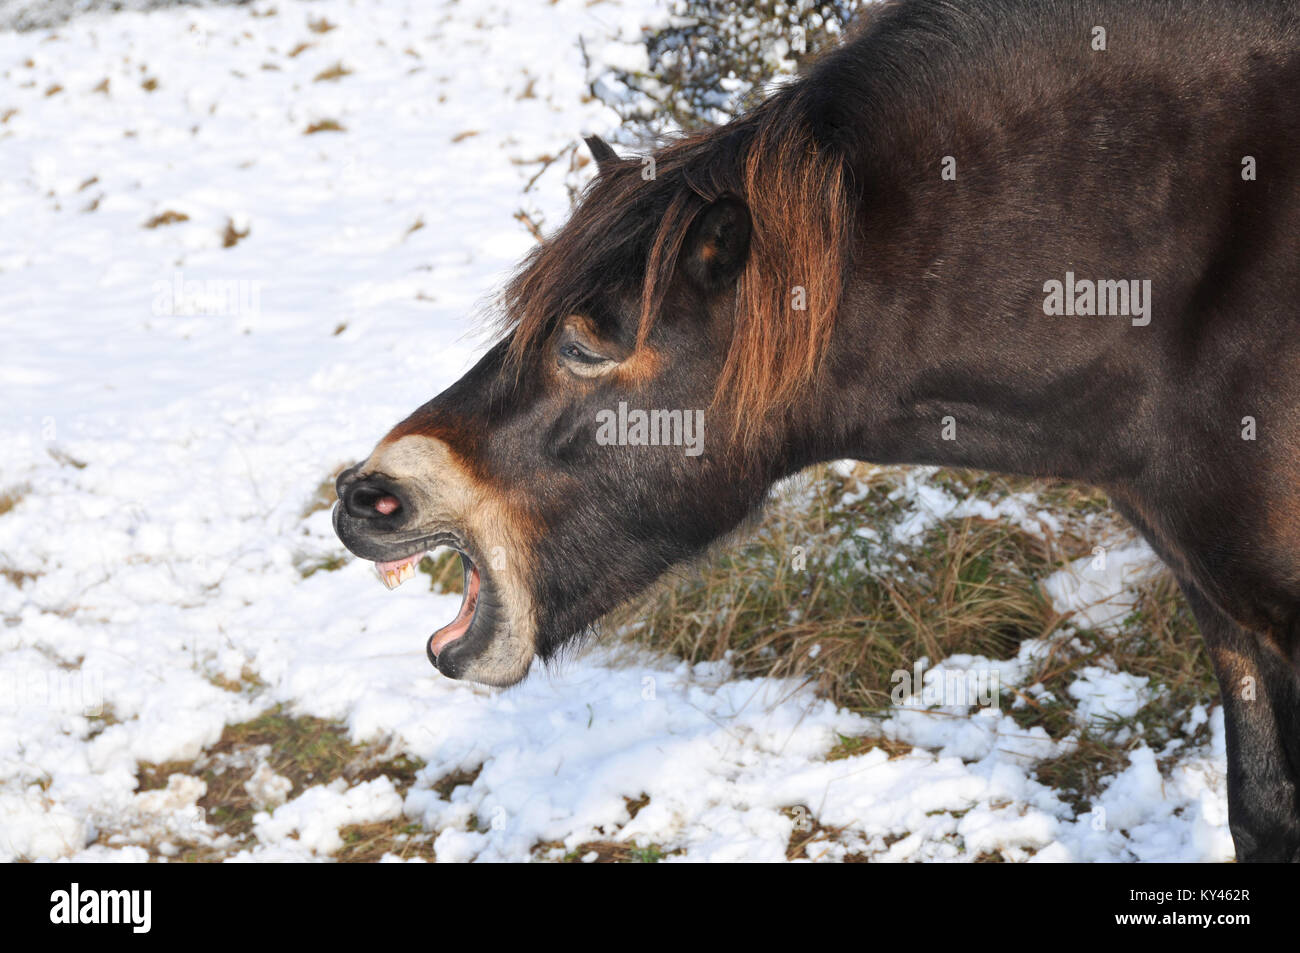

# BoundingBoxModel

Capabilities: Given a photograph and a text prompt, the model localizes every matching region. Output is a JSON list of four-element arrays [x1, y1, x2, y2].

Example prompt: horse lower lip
[[429, 555, 481, 658]]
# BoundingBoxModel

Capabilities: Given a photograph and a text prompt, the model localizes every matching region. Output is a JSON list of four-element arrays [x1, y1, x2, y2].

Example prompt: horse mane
[[497, 74, 855, 448]]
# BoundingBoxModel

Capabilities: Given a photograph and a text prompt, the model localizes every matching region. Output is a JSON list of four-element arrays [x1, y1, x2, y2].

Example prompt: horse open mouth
[[373, 550, 481, 660]]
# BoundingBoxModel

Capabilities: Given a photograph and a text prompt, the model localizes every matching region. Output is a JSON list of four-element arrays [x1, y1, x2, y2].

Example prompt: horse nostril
[[342, 479, 404, 520], [335, 465, 361, 503]]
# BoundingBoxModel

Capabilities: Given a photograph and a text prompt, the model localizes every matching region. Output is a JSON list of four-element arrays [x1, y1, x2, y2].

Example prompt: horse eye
[[560, 342, 608, 365]]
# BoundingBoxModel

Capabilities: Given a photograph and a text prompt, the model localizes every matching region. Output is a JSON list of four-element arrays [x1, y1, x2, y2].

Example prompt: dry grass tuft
[[144, 210, 189, 228], [221, 218, 250, 248], [536, 840, 680, 863], [313, 62, 352, 82], [336, 820, 436, 862], [304, 118, 345, 134], [0, 485, 26, 518]]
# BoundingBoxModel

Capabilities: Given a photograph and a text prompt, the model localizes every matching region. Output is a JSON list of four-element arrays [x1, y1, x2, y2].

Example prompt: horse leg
[[1179, 581, 1300, 861]]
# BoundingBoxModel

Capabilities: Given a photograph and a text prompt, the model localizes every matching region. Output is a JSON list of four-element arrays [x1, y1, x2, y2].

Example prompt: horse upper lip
[[331, 503, 463, 563]]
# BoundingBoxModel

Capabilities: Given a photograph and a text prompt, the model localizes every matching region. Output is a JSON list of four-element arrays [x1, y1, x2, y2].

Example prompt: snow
[[245, 776, 403, 859], [1044, 539, 1164, 632], [1068, 667, 1154, 730], [0, 0, 1231, 862]]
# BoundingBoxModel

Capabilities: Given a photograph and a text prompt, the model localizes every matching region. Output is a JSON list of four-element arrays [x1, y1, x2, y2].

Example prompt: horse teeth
[[376, 559, 416, 590]]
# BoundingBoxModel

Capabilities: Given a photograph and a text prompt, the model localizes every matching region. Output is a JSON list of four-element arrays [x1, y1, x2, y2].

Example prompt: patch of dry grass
[[143, 210, 188, 228], [553, 841, 679, 863], [608, 464, 1217, 817], [206, 667, 266, 696], [1016, 573, 1216, 811], [313, 61, 352, 82], [221, 217, 250, 248], [131, 707, 431, 861], [304, 118, 345, 134], [609, 466, 1077, 713], [0, 485, 26, 518], [336, 820, 436, 862]]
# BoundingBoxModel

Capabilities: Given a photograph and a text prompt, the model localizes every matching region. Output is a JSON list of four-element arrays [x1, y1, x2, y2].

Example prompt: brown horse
[[335, 0, 1300, 861]]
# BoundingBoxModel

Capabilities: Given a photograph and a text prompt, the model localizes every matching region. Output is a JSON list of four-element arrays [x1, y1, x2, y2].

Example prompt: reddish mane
[[499, 85, 854, 446]]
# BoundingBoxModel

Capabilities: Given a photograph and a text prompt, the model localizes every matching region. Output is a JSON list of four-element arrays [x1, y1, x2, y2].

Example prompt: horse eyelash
[[560, 342, 609, 365]]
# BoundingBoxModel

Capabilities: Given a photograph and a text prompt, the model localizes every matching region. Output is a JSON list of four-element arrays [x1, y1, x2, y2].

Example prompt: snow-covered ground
[[0, 1, 250, 33], [0, 0, 1232, 862]]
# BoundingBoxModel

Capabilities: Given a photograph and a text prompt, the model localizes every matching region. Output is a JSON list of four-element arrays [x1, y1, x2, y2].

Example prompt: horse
[[334, 0, 1300, 861]]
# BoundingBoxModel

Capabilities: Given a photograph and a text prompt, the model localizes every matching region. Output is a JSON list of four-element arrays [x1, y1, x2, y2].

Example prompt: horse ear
[[584, 135, 620, 172], [683, 197, 752, 290]]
